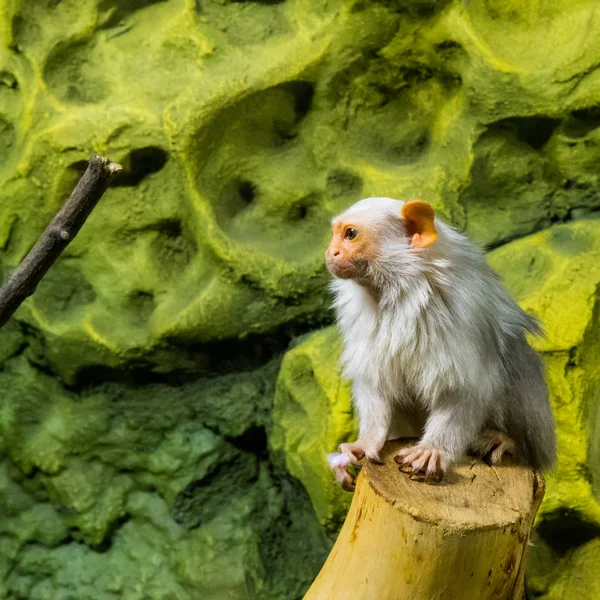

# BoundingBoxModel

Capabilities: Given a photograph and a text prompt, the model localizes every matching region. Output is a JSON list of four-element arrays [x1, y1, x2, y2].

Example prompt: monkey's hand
[[329, 440, 385, 492], [341, 437, 386, 462], [394, 444, 446, 484], [328, 452, 357, 492]]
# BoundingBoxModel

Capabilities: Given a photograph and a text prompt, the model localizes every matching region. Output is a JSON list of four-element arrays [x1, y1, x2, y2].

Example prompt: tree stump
[[304, 439, 545, 600]]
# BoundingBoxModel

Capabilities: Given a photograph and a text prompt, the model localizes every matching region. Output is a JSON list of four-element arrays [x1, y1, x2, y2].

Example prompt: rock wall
[[0, 0, 599, 598]]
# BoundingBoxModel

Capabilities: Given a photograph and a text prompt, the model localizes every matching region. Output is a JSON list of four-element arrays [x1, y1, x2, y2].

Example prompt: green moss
[[1, 0, 600, 597], [272, 327, 357, 535], [543, 538, 600, 600], [0, 353, 328, 599], [1, 0, 599, 382], [488, 220, 600, 353]]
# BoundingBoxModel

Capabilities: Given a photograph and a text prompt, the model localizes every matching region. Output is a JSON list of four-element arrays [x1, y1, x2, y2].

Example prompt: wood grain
[[304, 439, 544, 600]]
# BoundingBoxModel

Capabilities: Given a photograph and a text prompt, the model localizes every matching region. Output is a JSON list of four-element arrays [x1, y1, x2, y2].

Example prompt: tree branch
[[0, 155, 122, 329]]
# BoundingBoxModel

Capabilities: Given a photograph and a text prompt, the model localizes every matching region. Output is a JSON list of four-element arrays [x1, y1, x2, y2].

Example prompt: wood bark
[[0, 156, 121, 329], [304, 439, 545, 600]]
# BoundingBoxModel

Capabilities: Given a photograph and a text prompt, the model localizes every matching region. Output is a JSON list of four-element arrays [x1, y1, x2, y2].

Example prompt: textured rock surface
[[0, 353, 330, 599], [2, 0, 600, 382], [271, 327, 356, 535], [1, 0, 600, 598]]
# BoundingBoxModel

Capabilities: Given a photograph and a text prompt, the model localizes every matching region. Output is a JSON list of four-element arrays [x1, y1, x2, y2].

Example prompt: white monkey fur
[[328, 197, 556, 478]]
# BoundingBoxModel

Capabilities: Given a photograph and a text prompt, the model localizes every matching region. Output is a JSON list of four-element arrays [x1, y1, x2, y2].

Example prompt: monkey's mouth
[[326, 260, 350, 279], [326, 259, 364, 280]]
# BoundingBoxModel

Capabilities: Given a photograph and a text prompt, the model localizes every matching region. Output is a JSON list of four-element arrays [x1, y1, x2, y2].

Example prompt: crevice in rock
[[98, 0, 168, 30], [171, 453, 259, 530], [111, 146, 168, 187], [225, 425, 268, 457], [536, 509, 600, 556], [64, 314, 333, 391], [82, 513, 132, 553], [494, 116, 561, 151], [482, 201, 600, 252]]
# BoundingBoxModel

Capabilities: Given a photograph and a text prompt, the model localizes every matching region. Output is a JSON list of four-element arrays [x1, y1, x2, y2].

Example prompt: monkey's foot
[[394, 444, 445, 483], [338, 442, 366, 465], [329, 440, 385, 492], [469, 429, 516, 466], [328, 453, 356, 492], [339, 439, 385, 464]]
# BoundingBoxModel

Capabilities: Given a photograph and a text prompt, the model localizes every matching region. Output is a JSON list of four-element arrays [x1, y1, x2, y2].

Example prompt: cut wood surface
[[0, 156, 121, 329], [304, 439, 545, 600]]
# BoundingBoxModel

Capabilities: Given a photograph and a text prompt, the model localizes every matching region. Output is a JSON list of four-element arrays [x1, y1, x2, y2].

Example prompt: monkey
[[324, 197, 556, 489]]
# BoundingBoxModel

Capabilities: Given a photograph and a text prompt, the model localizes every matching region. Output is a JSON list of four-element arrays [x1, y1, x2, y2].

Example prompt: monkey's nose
[[333, 251, 340, 257]]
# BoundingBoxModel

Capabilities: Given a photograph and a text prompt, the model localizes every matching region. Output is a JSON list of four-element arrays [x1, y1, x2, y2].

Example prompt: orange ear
[[401, 200, 438, 249]]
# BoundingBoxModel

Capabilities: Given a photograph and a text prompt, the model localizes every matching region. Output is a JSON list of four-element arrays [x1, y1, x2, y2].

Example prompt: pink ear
[[401, 200, 438, 248]]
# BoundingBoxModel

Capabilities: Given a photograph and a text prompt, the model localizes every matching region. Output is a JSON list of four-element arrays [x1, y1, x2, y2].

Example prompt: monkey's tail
[[517, 395, 557, 472], [505, 342, 557, 472]]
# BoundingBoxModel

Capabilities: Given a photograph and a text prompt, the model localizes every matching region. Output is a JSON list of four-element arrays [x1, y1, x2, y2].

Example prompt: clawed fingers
[[395, 445, 445, 484], [340, 473, 356, 492], [339, 442, 366, 465], [394, 448, 421, 468], [424, 452, 442, 483], [328, 452, 356, 493], [471, 430, 517, 466], [490, 446, 507, 464], [412, 449, 432, 473], [395, 447, 412, 459]]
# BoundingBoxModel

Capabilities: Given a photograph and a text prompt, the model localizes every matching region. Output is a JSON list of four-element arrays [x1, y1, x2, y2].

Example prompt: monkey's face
[[325, 199, 439, 283], [325, 219, 378, 280]]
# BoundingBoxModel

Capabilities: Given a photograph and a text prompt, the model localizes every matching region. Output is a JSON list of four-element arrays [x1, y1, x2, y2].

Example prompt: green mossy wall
[[1, 0, 600, 598]]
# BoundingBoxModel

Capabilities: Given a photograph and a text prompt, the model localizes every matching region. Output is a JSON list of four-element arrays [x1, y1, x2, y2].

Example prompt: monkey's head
[[325, 198, 438, 283]]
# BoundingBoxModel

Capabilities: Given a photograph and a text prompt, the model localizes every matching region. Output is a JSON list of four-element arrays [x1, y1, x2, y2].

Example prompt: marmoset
[[325, 198, 556, 488]]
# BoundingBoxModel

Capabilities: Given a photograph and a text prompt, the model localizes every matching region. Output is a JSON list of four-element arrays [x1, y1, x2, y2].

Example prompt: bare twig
[[0, 155, 122, 329]]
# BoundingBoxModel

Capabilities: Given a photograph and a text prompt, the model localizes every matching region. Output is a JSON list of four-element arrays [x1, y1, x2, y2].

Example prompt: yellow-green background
[[0, 0, 599, 598]]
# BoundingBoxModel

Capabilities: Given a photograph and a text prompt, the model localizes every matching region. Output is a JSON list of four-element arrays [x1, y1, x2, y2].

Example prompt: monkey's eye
[[345, 228, 358, 240]]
